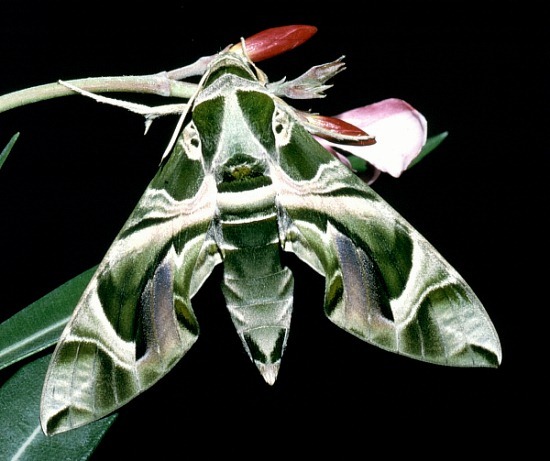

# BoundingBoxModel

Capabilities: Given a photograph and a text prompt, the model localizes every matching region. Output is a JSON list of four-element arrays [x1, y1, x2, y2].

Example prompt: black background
[[0, 1, 543, 457]]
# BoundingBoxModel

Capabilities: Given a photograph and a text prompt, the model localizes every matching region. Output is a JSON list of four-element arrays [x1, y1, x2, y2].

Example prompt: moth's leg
[[59, 80, 189, 116], [58, 80, 188, 130]]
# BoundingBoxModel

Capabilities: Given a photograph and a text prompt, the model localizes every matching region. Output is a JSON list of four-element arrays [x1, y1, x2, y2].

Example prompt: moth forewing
[[268, 117, 501, 367], [39, 92, 221, 435]]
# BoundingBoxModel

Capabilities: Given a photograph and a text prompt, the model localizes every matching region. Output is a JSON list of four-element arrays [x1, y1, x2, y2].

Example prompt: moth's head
[[202, 51, 262, 89]]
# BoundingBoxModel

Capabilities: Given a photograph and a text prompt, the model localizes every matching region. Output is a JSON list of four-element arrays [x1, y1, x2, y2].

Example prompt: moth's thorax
[[191, 55, 279, 181]]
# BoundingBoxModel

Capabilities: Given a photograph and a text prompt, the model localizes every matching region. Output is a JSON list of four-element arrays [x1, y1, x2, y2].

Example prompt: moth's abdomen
[[217, 175, 293, 385]]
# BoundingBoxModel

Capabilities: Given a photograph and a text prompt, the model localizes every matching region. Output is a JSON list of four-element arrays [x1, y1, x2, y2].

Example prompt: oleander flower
[[314, 98, 428, 183]]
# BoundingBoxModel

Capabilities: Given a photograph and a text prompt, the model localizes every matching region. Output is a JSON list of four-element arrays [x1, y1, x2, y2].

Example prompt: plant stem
[[0, 73, 198, 115]]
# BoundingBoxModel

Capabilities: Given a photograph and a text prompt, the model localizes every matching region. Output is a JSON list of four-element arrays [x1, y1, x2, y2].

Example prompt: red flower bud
[[230, 25, 317, 62], [308, 114, 376, 146]]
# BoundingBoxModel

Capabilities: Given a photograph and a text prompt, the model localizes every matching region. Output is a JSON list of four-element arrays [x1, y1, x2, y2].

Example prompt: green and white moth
[[40, 25, 501, 435]]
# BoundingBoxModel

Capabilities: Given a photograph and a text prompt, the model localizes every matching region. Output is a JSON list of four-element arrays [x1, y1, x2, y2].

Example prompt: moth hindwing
[[40, 47, 501, 435]]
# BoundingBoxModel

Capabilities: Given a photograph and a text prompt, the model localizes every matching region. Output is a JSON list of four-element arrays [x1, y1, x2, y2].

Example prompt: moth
[[40, 25, 501, 435]]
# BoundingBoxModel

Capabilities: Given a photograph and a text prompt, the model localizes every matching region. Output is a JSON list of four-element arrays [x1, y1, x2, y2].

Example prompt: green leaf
[[0, 354, 117, 460], [408, 131, 449, 169], [0, 132, 19, 170], [347, 154, 369, 173], [0, 266, 97, 371]]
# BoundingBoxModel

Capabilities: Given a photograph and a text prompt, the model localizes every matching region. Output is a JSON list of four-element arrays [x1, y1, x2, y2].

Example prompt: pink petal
[[333, 98, 427, 177]]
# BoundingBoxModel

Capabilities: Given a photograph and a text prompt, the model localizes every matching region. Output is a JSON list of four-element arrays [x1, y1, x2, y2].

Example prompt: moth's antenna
[[238, 36, 269, 84]]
